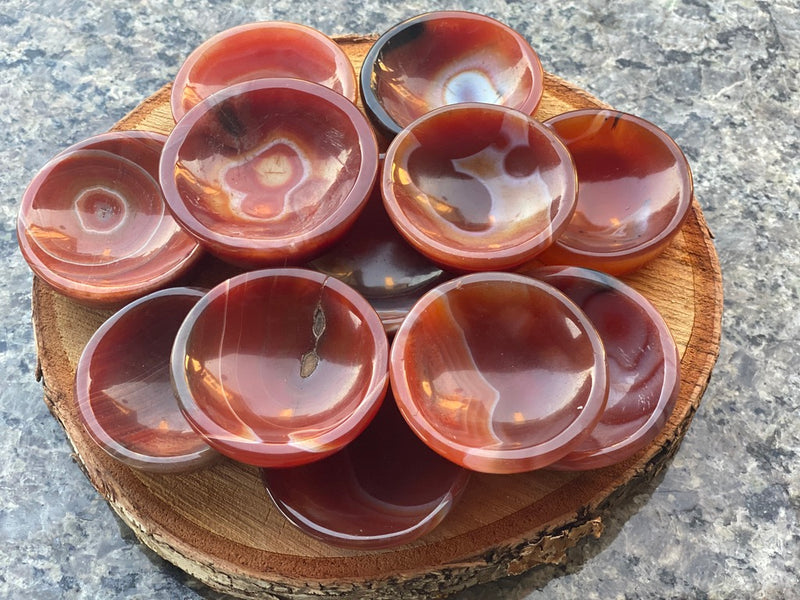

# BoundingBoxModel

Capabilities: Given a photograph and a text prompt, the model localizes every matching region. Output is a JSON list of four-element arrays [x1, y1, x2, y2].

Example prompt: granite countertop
[[1, 1, 798, 598]]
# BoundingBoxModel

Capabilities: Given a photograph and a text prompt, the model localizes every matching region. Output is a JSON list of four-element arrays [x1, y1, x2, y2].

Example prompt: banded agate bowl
[[171, 21, 357, 122], [529, 266, 681, 470], [390, 272, 609, 474], [261, 392, 470, 549], [383, 103, 577, 272], [540, 109, 693, 275], [160, 78, 379, 268], [361, 10, 544, 138], [17, 131, 202, 306], [171, 268, 390, 468], [309, 157, 450, 332], [74, 287, 217, 473]]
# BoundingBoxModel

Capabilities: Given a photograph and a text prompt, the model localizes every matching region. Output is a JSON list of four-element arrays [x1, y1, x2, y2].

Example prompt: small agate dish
[[160, 78, 379, 268], [390, 272, 608, 474], [361, 10, 544, 138], [171, 268, 389, 468], [17, 132, 202, 306], [73, 287, 217, 473], [261, 392, 469, 549], [171, 21, 357, 122], [528, 266, 681, 470], [309, 157, 450, 332], [382, 103, 577, 272], [540, 109, 693, 275]]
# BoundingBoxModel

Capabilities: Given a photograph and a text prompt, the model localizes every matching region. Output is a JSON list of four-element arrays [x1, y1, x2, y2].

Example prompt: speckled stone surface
[[1, 1, 798, 598]]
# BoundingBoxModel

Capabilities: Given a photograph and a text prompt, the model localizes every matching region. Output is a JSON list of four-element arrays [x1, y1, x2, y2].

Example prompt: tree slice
[[31, 34, 722, 599]]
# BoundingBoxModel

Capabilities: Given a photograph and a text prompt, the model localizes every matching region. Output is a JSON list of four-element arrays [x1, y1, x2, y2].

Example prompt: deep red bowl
[[361, 10, 544, 138], [540, 109, 693, 274], [160, 78, 379, 268], [74, 287, 217, 473], [390, 272, 608, 474], [528, 266, 681, 470], [171, 21, 357, 122], [171, 268, 389, 467], [260, 392, 470, 549], [17, 131, 202, 306], [382, 103, 577, 272]]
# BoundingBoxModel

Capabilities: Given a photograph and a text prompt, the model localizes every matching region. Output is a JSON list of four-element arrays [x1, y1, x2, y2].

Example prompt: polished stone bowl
[[171, 21, 357, 122], [382, 103, 577, 272], [260, 392, 469, 549], [160, 78, 379, 268], [74, 287, 217, 473], [540, 109, 694, 274], [529, 266, 681, 470], [360, 10, 544, 138], [17, 131, 202, 306], [171, 268, 389, 468], [390, 272, 609, 474]]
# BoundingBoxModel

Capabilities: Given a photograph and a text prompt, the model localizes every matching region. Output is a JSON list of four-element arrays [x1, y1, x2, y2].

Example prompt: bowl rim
[[170, 267, 390, 467], [389, 271, 609, 474], [73, 286, 216, 472], [381, 103, 577, 271], [543, 108, 695, 261], [160, 77, 379, 264], [170, 20, 358, 122], [360, 10, 545, 138], [17, 146, 203, 305]]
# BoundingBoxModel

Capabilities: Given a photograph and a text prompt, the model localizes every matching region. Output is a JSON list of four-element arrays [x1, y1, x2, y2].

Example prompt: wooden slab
[[31, 35, 722, 599]]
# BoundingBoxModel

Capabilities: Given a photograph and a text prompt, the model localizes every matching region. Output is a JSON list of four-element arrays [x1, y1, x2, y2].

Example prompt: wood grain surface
[[31, 34, 723, 599]]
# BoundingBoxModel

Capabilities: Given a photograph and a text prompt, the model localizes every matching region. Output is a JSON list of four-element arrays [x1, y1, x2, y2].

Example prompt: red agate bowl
[[171, 21, 357, 122], [17, 132, 202, 306], [529, 266, 681, 470], [171, 268, 390, 467], [160, 78, 379, 268], [260, 392, 469, 549], [360, 10, 544, 138], [390, 272, 608, 474], [74, 287, 217, 473], [540, 109, 693, 274], [382, 103, 577, 272]]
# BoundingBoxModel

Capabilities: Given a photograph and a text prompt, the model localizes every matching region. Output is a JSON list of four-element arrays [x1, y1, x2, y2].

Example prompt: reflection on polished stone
[[171, 21, 357, 122], [529, 266, 680, 470], [17, 133, 202, 306], [541, 109, 693, 274], [390, 272, 608, 474], [161, 78, 378, 268], [74, 287, 217, 473], [361, 10, 543, 137], [171, 268, 389, 467], [383, 103, 576, 272], [261, 393, 469, 549]]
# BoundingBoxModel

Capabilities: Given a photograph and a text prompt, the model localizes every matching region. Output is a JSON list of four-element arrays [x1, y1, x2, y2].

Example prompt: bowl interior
[[172, 23, 356, 121], [392, 274, 607, 473], [75, 289, 213, 470], [19, 148, 197, 297], [167, 81, 369, 242], [546, 110, 692, 254], [384, 105, 575, 266], [532, 266, 681, 469], [181, 271, 385, 447], [369, 13, 541, 129]]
